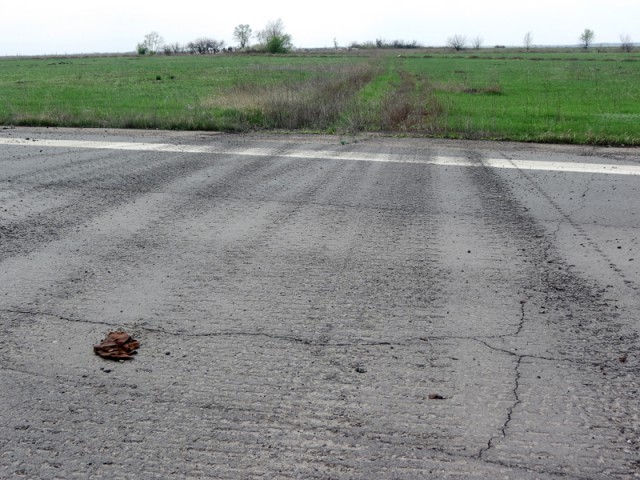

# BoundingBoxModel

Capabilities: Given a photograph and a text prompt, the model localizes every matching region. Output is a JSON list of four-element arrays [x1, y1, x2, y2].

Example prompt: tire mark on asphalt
[[466, 150, 640, 474], [469, 150, 636, 360], [0, 150, 219, 261], [500, 151, 637, 292]]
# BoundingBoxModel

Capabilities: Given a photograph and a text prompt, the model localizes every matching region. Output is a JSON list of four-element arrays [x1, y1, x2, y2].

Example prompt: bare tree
[[523, 31, 533, 52], [257, 18, 285, 43], [447, 34, 467, 51], [579, 28, 595, 49], [233, 24, 252, 49], [141, 31, 164, 54], [472, 36, 483, 50], [620, 34, 633, 53]]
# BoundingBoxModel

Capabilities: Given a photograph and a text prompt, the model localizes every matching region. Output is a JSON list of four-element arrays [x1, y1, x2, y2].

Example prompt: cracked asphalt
[[1, 127, 639, 479]]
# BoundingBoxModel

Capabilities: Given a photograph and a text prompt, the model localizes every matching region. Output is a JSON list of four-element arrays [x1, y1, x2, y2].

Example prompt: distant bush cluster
[[184, 38, 228, 55], [349, 39, 422, 49], [138, 35, 230, 56], [137, 18, 294, 56]]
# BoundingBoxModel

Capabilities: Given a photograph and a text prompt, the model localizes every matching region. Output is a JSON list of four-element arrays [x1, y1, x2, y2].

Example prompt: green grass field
[[1, 50, 639, 145]]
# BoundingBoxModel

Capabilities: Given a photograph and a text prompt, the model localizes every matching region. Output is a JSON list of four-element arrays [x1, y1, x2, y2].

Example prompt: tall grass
[[344, 63, 444, 133], [378, 70, 443, 131], [205, 63, 381, 131]]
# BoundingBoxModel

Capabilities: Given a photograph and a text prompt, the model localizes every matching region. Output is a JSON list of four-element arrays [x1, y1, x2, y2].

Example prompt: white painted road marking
[[1, 137, 639, 176]]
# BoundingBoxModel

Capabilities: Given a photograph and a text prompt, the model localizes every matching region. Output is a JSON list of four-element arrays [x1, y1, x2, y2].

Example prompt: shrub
[[266, 35, 290, 54]]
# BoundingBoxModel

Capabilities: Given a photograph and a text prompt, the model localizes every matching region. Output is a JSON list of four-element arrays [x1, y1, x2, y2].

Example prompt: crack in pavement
[[468, 152, 640, 476], [0, 308, 397, 348], [566, 176, 595, 220], [6, 305, 623, 379], [469, 154, 582, 465], [0, 307, 595, 365], [475, 342, 524, 459]]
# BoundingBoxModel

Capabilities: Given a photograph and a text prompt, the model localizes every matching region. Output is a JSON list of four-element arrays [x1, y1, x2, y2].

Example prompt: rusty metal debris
[[94, 331, 140, 360]]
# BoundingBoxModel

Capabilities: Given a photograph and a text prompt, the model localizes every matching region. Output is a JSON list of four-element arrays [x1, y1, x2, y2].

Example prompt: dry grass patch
[[204, 63, 380, 130], [379, 71, 445, 131]]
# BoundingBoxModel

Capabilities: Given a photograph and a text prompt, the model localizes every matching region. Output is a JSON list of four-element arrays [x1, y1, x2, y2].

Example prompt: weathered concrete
[[1, 128, 638, 479]]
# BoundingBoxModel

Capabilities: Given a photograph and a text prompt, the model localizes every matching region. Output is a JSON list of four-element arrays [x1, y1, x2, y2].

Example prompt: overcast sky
[[2, 0, 638, 56]]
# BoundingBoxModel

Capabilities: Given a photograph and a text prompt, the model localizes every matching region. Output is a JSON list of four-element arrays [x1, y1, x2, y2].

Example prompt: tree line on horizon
[[137, 24, 635, 56], [446, 29, 634, 52], [137, 19, 293, 55]]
